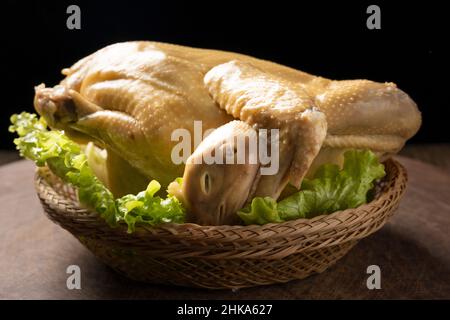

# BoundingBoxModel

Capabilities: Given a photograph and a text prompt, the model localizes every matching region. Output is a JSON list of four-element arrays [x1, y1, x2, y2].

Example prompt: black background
[[1, 0, 446, 149]]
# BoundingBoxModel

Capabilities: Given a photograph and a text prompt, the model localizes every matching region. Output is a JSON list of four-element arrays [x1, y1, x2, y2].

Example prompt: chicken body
[[34, 41, 421, 224]]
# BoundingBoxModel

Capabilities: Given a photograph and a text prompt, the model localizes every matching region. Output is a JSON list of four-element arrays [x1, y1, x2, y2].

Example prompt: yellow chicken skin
[[34, 41, 421, 225]]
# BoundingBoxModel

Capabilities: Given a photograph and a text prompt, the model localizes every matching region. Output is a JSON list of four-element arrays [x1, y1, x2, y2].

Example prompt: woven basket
[[34, 158, 407, 289]]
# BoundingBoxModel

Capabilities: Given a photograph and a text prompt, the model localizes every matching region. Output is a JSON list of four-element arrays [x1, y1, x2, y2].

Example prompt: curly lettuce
[[9, 112, 185, 232], [238, 150, 386, 225]]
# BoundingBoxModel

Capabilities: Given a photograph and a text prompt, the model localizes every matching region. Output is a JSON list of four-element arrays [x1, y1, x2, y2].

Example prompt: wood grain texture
[[0, 157, 449, 299]]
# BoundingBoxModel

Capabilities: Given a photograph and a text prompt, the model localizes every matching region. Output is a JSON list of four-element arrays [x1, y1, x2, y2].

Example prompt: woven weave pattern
[[35, 159, 407, 289]]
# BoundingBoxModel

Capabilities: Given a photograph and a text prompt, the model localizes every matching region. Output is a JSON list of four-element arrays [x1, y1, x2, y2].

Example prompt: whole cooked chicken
[[34, 41, 421, 225]]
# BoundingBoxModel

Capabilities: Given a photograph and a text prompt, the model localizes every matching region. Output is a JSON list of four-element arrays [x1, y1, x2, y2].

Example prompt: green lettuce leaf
[[237, 197, 283, 225], [117, 180, 185, 233], [238, 150, 386, 225], [9, 112, 185, 232]]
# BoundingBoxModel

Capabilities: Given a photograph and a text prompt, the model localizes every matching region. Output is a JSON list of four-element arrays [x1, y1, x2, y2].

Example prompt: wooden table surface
[[0, 154, 449, 299]]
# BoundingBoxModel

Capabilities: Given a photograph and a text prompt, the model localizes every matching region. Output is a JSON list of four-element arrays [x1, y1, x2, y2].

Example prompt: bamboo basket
[[34, 158, 407, 289]]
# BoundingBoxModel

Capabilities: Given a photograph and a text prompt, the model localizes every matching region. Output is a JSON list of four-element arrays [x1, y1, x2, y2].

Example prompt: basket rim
[[35, 158, 407, 242]]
